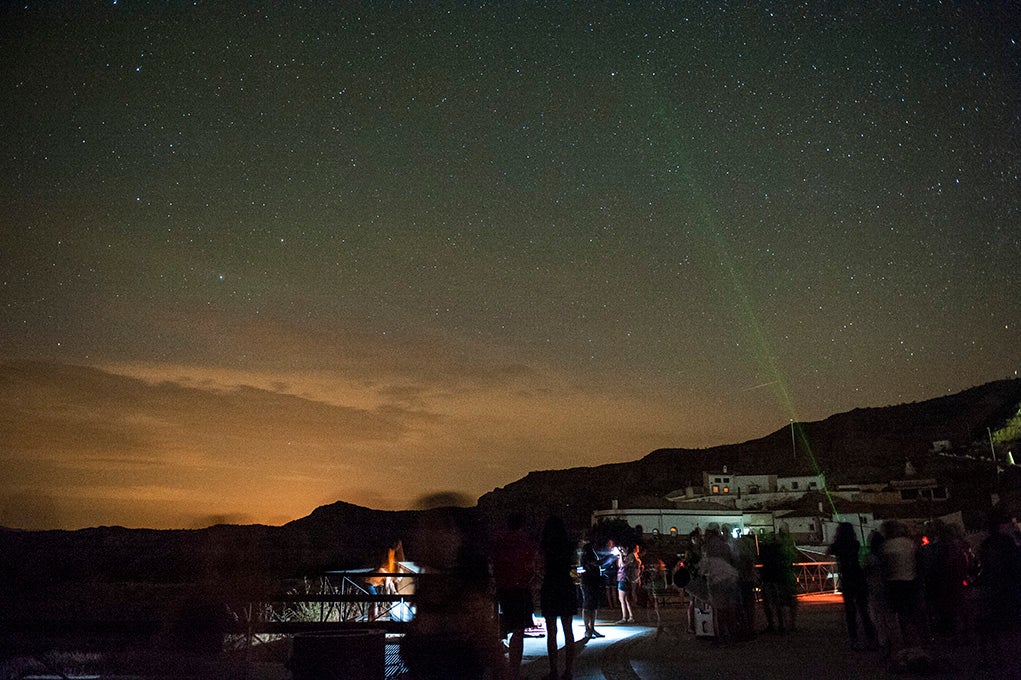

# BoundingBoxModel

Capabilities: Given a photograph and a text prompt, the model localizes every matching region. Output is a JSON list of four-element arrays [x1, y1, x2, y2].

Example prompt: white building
[[591, 506, 745, 537], [665, 470, 827, 510], [594, 466, 957, 546]]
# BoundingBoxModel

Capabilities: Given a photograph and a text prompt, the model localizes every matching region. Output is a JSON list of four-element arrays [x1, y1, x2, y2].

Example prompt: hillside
[[3, 379, 1020, 590], [476, 378, 1021, 532]]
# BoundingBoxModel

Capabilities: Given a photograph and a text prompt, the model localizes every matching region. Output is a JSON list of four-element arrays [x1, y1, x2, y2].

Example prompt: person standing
[[492, 512, 538, 680], [864, 530, 894, 654], [580, 537, 606, 639], [975, 509, 1021, 669], [627, 545, 644, 615], [400, 507, 500, 679], [734, 535, 759, 640], [828, 522, 877, 648], [881, 520, 922, 653], [603, 539, 619, 618], [540, 516, 578, 680], [759, 529, 798, 633], [703, 527, 740, 642], [615, 544, 637, 624]]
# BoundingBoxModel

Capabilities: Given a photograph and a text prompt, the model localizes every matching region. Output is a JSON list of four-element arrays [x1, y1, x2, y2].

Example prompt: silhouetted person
[[921, 521, 970, 642], [976, 509, 1021, 670], [734, 534, 759, 639], [829, 522, 877, 648], [580, 537, 606, 639], [880, 520, 923, 656], [603, 539, 619, 619], [863, 530, 891, 653], [401, 507, 501, 680], [684, 529, 703, 634], [539, 515, 577, 680], [759, 529, 797, 633], [492, 512, 538, 680], [703, 527, 739, 642]]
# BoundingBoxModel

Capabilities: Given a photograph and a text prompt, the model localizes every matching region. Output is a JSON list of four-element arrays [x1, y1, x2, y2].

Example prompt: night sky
[[2, 2, 1018, 530]]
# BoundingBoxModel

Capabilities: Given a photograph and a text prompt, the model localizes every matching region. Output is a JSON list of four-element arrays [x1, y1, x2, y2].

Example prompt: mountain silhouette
[[3, 379, 1019, 589]]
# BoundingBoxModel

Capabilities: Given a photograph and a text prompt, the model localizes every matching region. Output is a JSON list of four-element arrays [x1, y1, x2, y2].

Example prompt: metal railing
[[233, 574, 418, 631], [791, 560, 839, 595], [230, 571, 420, 679]]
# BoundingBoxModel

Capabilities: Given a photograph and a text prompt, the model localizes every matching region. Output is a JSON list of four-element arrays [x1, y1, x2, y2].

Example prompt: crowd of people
[[676, 525, 798, 642], [827, 513, 1021, 672], [399, 511, 651, 680], [397, 508, 1021, 679]]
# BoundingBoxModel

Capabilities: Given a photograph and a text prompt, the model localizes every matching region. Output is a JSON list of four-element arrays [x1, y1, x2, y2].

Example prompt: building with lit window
[[592, 466, 959, 546]]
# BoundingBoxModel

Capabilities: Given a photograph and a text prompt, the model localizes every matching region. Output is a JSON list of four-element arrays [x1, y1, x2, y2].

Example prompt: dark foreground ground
[[4, 594, 1019, 679], [520, 593, 1021, 680]]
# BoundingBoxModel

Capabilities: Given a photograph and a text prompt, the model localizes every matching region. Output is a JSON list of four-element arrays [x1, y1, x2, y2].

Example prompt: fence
[[230, 570, 418, 679], [792, 560, 840, 595]]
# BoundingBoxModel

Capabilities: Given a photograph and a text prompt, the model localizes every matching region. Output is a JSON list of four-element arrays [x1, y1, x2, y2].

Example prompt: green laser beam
[[651, 106, 837, 516]]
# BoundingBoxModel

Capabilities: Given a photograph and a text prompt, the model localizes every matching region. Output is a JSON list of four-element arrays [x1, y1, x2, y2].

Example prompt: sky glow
[[1, 2, 1018, 529]]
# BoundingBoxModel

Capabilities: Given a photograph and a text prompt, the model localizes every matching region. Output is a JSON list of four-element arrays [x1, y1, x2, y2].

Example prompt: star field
[[1, 2, 1018, 529]]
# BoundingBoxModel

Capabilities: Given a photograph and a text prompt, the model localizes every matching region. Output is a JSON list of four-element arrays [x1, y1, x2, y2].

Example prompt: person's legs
[[888, 580, 919, 649], [560, 614, 575, 679], [624, 589, 635, 622], [739, 581, 756, 637], [616, 585, 628, 622], [544, 616, 559, 678], [857, 589, 877, 642], [507, 629, 524, 680], [843, 592, 859, 642], [762, 588, 777, 631], [587, 607, 603, 637]]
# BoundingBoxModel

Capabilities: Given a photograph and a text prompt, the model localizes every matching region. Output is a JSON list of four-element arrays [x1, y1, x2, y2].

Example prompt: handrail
[[790, 560, 839, 595], [234, 571, 422, 640]]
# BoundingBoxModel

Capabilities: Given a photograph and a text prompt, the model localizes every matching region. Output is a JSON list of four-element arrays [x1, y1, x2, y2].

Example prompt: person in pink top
[[492, 512, 538, 680]]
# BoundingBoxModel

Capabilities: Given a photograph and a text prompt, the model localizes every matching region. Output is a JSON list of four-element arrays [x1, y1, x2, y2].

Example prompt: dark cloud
[[190, 513, 257, 529], [0, 491, 61, 531], [0, 360, 452, 528], [0, 360, 430, 452]]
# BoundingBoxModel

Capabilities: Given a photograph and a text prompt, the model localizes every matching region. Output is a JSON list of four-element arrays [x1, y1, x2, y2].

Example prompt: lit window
[[712, 485, 720, 494], [723, 487, 729, 494]]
